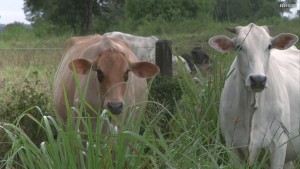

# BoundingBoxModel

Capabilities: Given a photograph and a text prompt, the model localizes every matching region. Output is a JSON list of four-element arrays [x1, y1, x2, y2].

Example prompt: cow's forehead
[[97, 50, 129, 72], [234, 24, 271, 45]]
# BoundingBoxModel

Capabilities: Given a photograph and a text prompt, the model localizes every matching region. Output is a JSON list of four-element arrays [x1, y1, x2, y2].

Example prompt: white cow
[[104, 31, 191, 72], [209, 23, 300, 169]]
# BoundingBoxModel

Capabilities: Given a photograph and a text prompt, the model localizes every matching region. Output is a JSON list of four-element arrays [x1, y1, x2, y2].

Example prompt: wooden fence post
[[155, 40, 172, 78]]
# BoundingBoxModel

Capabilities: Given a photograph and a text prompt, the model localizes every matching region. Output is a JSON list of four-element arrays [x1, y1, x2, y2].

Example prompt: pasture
[[0, 19, 299, 168]]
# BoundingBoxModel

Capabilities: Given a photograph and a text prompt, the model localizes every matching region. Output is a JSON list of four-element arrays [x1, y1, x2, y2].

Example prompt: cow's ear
[[130, 62, 160, 78], [208, 35, 235, 53], [272, 33, 298, 50], [68, 59, 93, 74]]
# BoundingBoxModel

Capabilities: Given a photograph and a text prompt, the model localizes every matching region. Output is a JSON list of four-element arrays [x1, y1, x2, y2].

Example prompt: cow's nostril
[[250, 75, 267, 91], [250, 75, 267, 84], [107, 102, 123, 115]]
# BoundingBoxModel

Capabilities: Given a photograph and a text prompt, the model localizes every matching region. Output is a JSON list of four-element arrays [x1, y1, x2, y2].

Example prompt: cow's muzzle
[[249, 75, 267, 92], [107, 102, 123, 115]]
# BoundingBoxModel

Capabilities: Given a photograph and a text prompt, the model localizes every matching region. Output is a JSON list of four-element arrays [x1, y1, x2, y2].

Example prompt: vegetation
[[22, 0, 298, 34], [0, 0, 300, 168], [213, 0, 298, 21]]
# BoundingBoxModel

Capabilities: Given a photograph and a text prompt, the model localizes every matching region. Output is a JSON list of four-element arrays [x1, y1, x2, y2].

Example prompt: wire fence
[[0, 48, 63, 50], [0, 41, 212, 97], [0, 38, 208, 52], [0, 47, 64, 89]]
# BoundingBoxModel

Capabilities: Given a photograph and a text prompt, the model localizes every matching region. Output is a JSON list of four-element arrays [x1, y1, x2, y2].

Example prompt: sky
[[283, 0, 300, 18], [0, 0, 299, 25], [0, 0, 30, 24]]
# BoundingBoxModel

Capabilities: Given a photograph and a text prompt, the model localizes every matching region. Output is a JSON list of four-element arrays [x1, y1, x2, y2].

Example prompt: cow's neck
[[235, 59, 263, 149], [236, 72, 258, 110]]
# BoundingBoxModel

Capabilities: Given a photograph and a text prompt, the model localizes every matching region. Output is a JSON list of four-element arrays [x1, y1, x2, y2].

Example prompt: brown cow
[[53, 34, 159, 134]]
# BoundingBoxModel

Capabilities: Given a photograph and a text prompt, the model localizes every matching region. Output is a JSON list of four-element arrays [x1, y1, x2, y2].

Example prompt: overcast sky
[[284, 0, 300, 18], [0, 0, 299, 24], [0, 0, 29, 24]]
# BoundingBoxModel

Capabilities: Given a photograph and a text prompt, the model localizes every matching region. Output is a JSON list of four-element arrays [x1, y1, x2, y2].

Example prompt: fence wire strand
[[0, 48, 63, 50]]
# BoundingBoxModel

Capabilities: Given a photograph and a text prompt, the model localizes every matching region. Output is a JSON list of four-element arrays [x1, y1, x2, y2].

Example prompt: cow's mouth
[[101, 109, 119, 134], [250, 85, 265, 92], [107, 102, 123, 115], [247, 75, 267, 93]]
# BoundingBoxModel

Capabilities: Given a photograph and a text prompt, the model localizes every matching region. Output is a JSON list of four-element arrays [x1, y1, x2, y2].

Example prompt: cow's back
[[104, 32, 158, 62], [273, 46, 300, 160]]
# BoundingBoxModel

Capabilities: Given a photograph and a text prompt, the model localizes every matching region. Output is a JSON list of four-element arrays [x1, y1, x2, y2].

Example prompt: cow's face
[[209, 23, 298, 92], [68, 48, 160, 115]]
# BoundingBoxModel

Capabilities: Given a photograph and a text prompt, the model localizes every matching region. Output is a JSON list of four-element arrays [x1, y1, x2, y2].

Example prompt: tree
[[252, 0, 281, 19], [213, 0, 294, 22], [24, 0, 96, 34], [23, 0, 45, 23], [213, 0, 252, 22], [125, 0, 215, 22], [83, 0, 93, 33]]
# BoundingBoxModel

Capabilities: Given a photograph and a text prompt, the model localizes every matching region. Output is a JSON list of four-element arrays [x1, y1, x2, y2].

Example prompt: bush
[[125, 0, 213, 22], [0, 22, 34, 41], [32, 20, 74, 37], [147, 75, 183, 136], [149, 75, 182, 110], [0, 71, 51, 157]]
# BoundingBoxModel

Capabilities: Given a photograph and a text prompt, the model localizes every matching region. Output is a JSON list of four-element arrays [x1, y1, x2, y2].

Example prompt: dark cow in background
[[181, 47, 211, 73], [181, 53, 196, 72], [191, 47, 211, 65]]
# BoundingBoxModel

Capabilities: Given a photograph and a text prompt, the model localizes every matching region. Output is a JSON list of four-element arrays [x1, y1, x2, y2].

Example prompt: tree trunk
[[83, 0, 93, 34]]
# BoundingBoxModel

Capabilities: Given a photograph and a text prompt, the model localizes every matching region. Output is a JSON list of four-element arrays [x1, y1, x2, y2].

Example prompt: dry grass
[[0, 41, 65, 158]]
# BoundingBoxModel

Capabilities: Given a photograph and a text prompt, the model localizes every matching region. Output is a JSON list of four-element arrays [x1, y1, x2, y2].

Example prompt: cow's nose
[[250, 75, 267, 90], [107, 102, 123, 115]]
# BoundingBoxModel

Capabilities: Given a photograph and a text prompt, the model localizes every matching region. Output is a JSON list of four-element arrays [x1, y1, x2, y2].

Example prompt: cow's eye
[[96, 70, 104, 82], [124, 70, 130, 81], [268, 44, 272, 50]]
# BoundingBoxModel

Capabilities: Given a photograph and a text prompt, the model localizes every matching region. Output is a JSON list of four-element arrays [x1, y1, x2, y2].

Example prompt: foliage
[[22, 0, 298, 34], [213, 0, 295, 22], [125, 0, 215, 22], [147, 75, 182, 134], [24, 0, 96, 34], [24, 0, 127, 34], [1, 71, 49, 118], [32, 20, 72, 37], [149, 76, 182, 107], [92, 2, 126, 34], [0, 71, 51, 156], [0, 41, 10, 48], [0, 22, 34, 41]]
